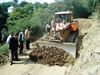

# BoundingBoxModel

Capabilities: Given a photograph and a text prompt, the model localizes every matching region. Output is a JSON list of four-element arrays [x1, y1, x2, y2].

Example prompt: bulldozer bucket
[[36, 39, 77, 58]]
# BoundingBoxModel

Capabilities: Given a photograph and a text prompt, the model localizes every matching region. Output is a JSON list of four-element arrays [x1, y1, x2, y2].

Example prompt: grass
[[0, 44, 8, 53]]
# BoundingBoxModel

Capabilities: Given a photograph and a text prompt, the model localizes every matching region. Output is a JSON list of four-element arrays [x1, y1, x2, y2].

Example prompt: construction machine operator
[[50, 19, 70, 41]]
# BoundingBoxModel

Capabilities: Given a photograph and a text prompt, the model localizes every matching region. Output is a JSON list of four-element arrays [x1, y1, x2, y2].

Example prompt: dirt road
[[0, 18, 93, 75], [0, 44, 67, 75]]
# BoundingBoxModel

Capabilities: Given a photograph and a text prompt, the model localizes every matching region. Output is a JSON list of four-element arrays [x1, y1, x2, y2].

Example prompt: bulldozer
[[36, 11, 78, 58]]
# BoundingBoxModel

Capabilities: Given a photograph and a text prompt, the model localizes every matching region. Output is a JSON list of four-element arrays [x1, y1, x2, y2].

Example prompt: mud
[[30, 46, 74, 66]]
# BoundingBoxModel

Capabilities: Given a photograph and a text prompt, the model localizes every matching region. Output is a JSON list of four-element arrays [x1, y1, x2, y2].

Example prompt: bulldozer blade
[[36, 40, 77, 58]]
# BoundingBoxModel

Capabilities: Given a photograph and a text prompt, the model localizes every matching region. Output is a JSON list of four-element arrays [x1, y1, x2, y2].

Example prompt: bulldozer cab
[[54, 11, 73, 23], [52, 11, 76, 41]]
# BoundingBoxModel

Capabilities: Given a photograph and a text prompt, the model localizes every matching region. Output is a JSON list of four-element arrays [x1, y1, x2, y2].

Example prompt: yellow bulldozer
[[37, 11, 78, 58]]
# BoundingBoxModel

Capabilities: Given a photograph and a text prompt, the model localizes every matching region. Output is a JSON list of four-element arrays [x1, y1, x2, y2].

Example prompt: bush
[[30, 25, 44, 41], [0, 44, 8, 53]]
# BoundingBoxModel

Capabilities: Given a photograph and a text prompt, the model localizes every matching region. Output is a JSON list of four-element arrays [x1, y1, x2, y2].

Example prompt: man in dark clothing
[[9, 33, 19, 65], [18, 30, 25, 55]]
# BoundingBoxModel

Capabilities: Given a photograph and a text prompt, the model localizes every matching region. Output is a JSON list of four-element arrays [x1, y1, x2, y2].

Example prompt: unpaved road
[[0, 18, 93, 75], [0, 44, 67, 75]]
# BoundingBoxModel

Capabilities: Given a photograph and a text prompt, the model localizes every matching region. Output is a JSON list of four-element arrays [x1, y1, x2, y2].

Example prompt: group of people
[[6, 26, 31, 65]]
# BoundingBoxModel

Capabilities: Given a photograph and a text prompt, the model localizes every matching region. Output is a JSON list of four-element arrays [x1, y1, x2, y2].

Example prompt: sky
[[0, 0, 55, 4]]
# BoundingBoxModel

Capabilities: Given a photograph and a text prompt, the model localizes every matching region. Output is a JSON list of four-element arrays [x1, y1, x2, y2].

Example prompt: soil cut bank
[[65, 19, 100, 75]]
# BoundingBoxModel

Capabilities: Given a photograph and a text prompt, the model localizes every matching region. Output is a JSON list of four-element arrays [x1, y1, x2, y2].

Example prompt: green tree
[[33, 2, 42, 9], [42, 2, 48, 8], [8, 4, 33, 21], [24, 3, 34, 13], [32, 8, 52, 27], [0, 6, 8, 43], [48, 2, 67, 13], [13, 0, 18, 4], [0, 6, 8, 30], [0, 2, 16, 12], [19, 1, 29, 7], [63, 0, 92, 18]]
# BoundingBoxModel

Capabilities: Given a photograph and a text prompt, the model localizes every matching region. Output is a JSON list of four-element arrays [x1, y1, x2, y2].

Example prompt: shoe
[[13, 58, 16, 61], [26, 48, 30, 50], [10, 61, 13, 65], [15, 59, 20, 61]]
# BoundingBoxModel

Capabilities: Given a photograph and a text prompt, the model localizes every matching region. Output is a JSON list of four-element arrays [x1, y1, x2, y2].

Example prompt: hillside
[[66, 19, 100, 75]]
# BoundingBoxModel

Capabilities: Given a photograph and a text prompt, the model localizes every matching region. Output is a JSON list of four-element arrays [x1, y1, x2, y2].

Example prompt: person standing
[[50, 16, 56, 38], [18, 30, 25, 55], [25, 26, 30, 49], [45, 22, 51, 35], [6, 32, 13, 46], [9, 33, 19, 65], [6, 32, 13, 64]]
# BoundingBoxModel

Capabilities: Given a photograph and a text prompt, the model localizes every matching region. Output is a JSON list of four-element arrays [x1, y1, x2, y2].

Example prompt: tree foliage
[[8, 3, 33, 21], [33, 2, 42, 9], [48, 2, 66, 14], [42, 2, 48, 8], [19, 1, 29, 7], [13, 0, 18, 4], [0, 2, 16, 12], [0, 6, 8, 30], [33, 2, 48, 9], [0, 0, 99, 44]]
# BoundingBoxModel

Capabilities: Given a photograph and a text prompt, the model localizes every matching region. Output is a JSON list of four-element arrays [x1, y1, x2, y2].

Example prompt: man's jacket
[[9, 37, 19, 50]]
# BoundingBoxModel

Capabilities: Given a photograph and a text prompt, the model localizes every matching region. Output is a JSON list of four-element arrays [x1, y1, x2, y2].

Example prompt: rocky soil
[[65, 19, 100, 75], [0, 53, 8, 67], [30, 46, 74, 66]]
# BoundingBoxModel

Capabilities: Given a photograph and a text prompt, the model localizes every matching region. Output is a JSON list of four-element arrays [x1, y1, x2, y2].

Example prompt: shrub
[[0, 44, 8, 53]]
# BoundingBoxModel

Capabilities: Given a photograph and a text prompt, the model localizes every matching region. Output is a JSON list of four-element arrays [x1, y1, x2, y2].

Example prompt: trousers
[[19, 41, 24, 54], [26, 39, 30, 49], [9, 49, 18, 63]]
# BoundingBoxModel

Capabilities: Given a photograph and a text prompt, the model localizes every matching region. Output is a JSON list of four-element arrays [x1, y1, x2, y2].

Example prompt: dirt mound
[[30, 46, 74, 66], [77, 18, 92, 36], [0, 53, 8, 67]]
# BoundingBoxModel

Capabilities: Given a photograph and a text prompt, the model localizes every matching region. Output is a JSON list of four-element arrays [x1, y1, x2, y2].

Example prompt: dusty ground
[[0, 18, 96, 75], [0, 43, 67, 75]]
